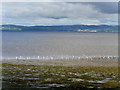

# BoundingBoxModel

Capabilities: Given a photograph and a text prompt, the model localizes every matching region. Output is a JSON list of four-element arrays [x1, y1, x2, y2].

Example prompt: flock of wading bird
[[2, 55, 119, 60]]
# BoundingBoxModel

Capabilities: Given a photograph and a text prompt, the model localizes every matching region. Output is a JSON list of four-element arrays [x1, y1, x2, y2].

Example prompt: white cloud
[[2, 2, 118, 26]]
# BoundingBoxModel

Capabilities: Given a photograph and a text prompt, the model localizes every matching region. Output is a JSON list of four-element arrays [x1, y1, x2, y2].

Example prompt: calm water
[[2, 31, 118, 58]]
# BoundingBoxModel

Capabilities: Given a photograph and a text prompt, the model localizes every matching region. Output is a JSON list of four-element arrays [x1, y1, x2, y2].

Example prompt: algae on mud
[[2, 60, 119, 89]]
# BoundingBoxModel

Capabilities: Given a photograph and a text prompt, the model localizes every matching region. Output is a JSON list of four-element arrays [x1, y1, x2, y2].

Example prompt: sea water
[[2, 31, 118, 59]]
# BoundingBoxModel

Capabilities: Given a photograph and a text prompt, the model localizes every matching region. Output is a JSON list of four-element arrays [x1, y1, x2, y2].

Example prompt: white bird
[[38, 56, 40, 59], [27, 57, 29, 60], [20, 56, 22, 59], [16, 57, 18, 59]]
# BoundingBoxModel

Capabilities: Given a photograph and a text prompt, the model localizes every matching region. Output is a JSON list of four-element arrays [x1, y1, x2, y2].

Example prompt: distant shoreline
[[1, 24, 118, 33]]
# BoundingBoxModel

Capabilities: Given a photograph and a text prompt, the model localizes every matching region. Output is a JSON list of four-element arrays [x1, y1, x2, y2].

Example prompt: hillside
[[0, 25, 118, 33]]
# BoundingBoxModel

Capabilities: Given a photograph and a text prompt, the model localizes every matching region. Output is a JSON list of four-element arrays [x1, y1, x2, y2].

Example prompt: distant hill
[[0, 25, 118, 33]]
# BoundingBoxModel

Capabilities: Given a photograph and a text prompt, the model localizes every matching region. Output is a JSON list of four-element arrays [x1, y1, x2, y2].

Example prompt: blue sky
[[2, 2, 118, 26]]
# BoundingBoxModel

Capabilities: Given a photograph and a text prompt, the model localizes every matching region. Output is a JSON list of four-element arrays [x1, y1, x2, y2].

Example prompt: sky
[[2, 2, 118, 26]]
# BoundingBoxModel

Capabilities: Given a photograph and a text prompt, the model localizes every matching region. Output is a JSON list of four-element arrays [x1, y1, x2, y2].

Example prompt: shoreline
[[2, 58, 118, 67]]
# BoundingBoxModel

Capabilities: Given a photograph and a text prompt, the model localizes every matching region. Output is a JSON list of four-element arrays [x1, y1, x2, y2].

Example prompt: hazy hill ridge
[[0, 25, 118, 32]]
